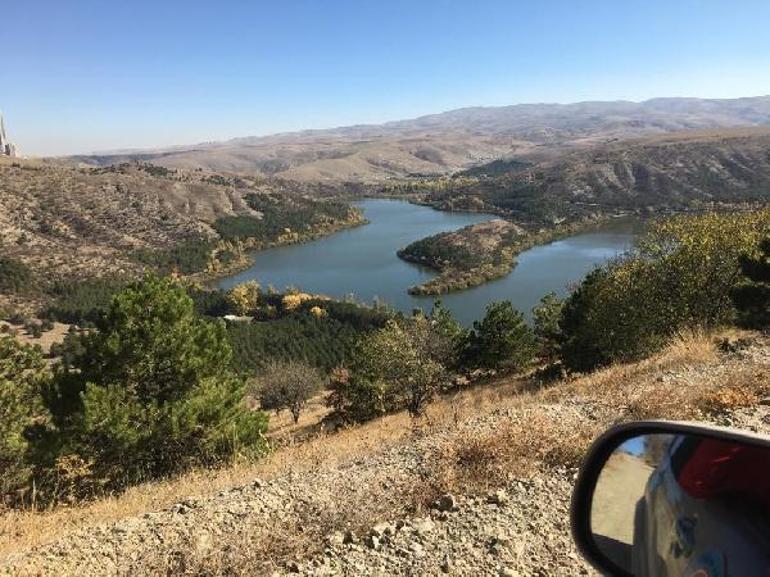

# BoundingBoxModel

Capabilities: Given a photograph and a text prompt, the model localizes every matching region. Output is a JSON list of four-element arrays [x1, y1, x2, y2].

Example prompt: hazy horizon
[[5, 0, 770, 156]]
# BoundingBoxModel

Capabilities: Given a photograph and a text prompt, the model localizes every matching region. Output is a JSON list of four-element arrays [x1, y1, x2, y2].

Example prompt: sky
[[4, 0, 770, 156]]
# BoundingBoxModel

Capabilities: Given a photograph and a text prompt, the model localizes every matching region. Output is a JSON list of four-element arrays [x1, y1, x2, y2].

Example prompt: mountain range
[[71, 96, 770, 181]]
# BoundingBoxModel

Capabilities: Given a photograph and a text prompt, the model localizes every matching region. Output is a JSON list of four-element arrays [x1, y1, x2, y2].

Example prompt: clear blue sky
[[5, 0, 770, 156]]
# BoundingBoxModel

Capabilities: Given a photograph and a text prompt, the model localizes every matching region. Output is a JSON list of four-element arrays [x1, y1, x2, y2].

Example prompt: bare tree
[[254, 360, 324, 423]]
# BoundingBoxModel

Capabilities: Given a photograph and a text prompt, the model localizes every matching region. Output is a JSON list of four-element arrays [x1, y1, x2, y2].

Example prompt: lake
[[219, 199, 641, 325]]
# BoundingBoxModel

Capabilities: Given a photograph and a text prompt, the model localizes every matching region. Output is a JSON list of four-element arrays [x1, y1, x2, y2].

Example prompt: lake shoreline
[[398, 219, 603, 296], [216, 199, 642, 325], [197, 212, 369, 289]]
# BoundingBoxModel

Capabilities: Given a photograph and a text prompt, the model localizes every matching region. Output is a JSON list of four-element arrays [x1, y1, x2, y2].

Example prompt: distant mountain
[[71, 96, 770, 181]]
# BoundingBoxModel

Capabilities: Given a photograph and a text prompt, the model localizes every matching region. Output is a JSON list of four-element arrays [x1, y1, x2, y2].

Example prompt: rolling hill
[[71, 96, 770, 182]]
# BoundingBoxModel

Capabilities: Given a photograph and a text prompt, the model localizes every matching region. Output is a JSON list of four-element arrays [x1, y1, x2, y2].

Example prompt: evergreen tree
[[532, 292, 564, 362], [0, 336, 50, 497], [45, 276, 267, 489], [465, 301, 536, 372]]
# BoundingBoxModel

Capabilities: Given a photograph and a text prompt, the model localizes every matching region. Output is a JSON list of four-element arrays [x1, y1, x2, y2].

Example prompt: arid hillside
[[70, 96, 770, 181], [0, 158, 363, 290], [0, 158, 249, 277], [424, 128, 770, 221], [1, 331, 767, 576]]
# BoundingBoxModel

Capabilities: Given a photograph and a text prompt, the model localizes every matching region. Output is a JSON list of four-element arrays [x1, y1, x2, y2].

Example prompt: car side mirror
[[571, 421, 770, 576]]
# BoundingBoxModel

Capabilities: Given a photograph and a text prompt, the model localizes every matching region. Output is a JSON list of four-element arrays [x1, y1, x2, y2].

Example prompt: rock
[[370, 522, 393, 537], [171, 503, 191, 515], [343, 530, 357, 545], [411, 517, 435, 534], [487, 489, 510, 506], [365, 535, 380, 550], [409, 541, 425, 558], [440, 554, 453, 573], [499, 568, 520, 577], [286, 560, 301, 573], [326, 531, 345, 548], [433, 493, 458, 512]]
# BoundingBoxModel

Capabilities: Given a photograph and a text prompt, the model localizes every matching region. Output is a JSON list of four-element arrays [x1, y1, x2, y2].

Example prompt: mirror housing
[[571, 420, 770, 576]]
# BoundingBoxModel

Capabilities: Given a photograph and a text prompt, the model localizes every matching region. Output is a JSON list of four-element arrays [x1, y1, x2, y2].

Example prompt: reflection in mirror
[[590, 433, 770, 576]]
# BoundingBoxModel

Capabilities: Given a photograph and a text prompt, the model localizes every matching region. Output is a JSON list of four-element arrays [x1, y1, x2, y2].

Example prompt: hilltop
[[70, 96, 770, 182]]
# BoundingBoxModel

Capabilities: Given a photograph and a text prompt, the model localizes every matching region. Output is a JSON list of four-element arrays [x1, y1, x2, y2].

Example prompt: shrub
[[187, 285, 233, 317], [342, 317, 446, 419], [0, 257, 33, 294], [0, 336, 50, 498], [253, 360, 324, 423], [464, 301, 536, 372], [559, 263, 667, 371], [637, 211, 770, 327], [733, 238, 770, 329], [559, 210, 770, 372], [426, 301, 469, 370], [26, 322, 43, 339], [228, 281, 261, 316], [326, 366, 382, 423], [43, 276, 268, 492]]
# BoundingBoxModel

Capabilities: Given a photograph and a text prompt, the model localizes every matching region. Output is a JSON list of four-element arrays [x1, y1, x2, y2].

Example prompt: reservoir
[[219, 199, 641, 325]]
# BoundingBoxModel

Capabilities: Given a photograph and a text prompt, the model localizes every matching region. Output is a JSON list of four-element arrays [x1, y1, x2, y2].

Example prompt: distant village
[[0, 113, 18, 157]]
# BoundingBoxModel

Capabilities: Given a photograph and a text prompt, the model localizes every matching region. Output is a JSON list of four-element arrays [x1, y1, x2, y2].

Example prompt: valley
[[2, 96, 770, 577]]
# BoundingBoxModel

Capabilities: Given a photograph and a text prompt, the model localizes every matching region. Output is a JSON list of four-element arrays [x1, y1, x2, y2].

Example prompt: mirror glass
[[590, 432, 770, 576]]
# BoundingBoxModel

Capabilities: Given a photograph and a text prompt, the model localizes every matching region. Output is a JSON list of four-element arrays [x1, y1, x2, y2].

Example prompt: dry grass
[[2, 330, 767, 571]]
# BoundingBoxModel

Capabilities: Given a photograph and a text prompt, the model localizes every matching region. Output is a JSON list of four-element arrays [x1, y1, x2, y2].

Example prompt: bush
[[464, 301, 536, 372], [331, 317, 447, 421], [0, 257, 33, 294], [26, 322, 43, 339], [43, 276, 268, 493], [253, 360, 324, 423], [187, 285, 234, 317], [559, 210, 770, 372], [426, 301, 469, 370], [228, 281, 261, 316], [733, 238, 770, 329], [326, 368, 383, 424], [0, 336, 50, 499]]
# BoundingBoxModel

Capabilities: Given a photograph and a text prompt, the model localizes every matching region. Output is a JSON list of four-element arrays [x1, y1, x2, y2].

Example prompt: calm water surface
[[219, 199, 641, 325]]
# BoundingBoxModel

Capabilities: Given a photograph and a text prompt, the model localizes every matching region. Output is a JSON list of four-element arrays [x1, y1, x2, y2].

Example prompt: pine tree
[[46, 276, 268, 489]]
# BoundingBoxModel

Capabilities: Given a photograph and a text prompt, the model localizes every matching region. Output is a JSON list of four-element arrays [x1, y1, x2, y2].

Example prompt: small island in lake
[[397, 218, 593, 295], [397, 219, 525, 295]]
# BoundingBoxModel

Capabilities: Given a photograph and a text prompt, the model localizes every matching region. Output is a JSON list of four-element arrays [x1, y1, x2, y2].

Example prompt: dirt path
[[591, 452, 652, 545]]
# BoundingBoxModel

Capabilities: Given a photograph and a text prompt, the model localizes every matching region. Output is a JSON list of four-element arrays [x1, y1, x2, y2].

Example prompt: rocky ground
[[2, 334, 769, 576]]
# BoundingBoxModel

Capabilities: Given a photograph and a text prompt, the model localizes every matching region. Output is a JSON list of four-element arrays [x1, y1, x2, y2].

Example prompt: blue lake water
[[219, 199, 641, 325]]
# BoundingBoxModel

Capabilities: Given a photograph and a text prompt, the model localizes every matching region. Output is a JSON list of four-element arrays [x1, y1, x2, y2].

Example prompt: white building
[[0, 113, 17, 157]]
